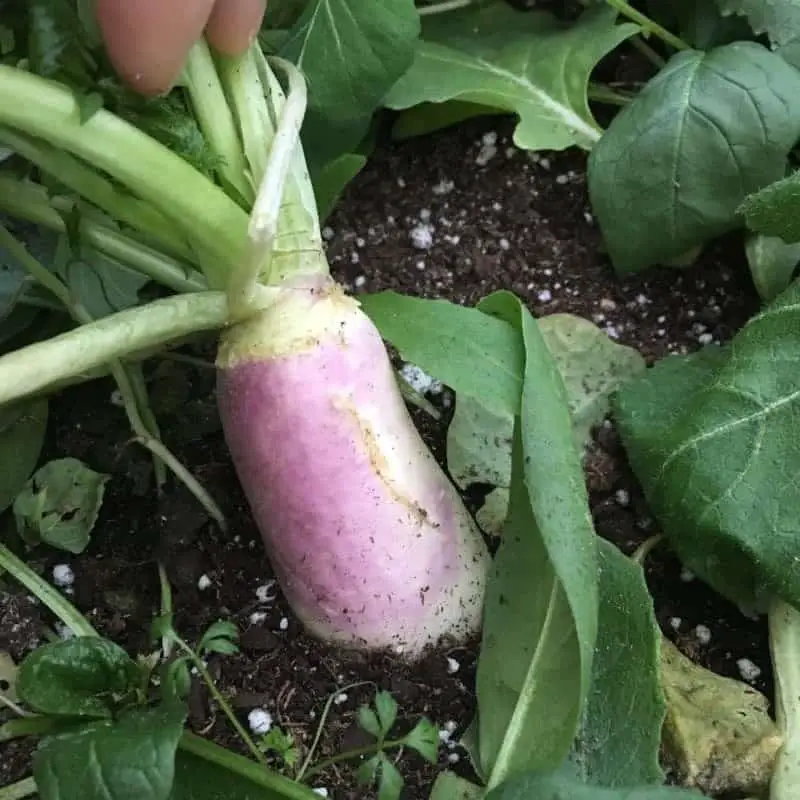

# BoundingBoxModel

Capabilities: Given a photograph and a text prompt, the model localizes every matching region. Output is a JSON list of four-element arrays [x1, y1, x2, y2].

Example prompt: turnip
[[0, 35, 489, 656]]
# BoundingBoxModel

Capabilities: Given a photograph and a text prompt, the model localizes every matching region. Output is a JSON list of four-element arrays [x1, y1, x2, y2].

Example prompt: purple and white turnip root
[[216, 277, 490, 658]]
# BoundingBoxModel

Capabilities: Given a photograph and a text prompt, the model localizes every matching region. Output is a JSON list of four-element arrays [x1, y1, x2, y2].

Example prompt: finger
[[205, 0, 266, 56], [95, 0, 216, 95]]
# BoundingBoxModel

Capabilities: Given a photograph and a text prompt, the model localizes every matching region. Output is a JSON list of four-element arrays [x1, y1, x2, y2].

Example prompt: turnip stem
[[0, 177, 204, 292], [0, 223, 225, 523], [229, 58, 308, 316], [769, 597, 800, 799], [184, 41, 252, 206], [0, 543, 97, 637], [0, 64, 249, 288], [0, 127, 192, 262], [0, 291, 237, 405]]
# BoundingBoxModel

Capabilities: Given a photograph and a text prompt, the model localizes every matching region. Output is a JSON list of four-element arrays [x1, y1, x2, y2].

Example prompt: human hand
[[95, 0, 267, 96]]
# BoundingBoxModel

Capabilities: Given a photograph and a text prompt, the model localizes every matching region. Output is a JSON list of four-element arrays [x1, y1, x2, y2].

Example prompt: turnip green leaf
[[13, 456, 109, 554], [403, 718, 439, 764], [470, 292, 598, 787], [716, 0, 800, 48], [374, 690, 398, 735], [280, 0, 420, 168], [17, 637, 140, 718], [0, 398, 47, 514], [740, 169, 800, 243], [384, 4, 638, 152], [613, 279, 800, 611], [588, 42, 800, 273], [33, 705, 186, 800], [569, 540, 665, 787], [745, 232, 800, 301], [486, 771, 703, 799]]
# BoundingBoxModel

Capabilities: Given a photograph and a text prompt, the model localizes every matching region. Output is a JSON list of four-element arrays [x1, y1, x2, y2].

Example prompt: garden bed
[[0, 116, 769, 798]]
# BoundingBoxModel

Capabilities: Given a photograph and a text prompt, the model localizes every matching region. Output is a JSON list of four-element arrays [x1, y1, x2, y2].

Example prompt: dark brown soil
[[0, 111, 769, 798]]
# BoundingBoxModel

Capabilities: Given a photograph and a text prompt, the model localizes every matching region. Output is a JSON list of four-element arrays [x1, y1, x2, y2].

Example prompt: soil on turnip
[[0, 79, 769, 800]]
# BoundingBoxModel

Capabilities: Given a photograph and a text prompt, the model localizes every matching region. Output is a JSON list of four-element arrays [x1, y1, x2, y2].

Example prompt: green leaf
[[716, 0, 800, 48], [403, 717, 439, 764], [358, 705, 382, 739], [356, 753, 381, 785], [360, 290, 523, 418], [377, 755, 404, 800], [161, 658, 192, 704], [471, 293, 598, 787], [34, 705, 186, 800], [374, 690, 398, 735], [740, 169, 800, 243], [313, 153, 366, 222], [13, 457, 109, 554], [485, 771, 703, 799], [429, 771, 485, 800], [613, 279, 800, 611], [198, 620, 238, 652], [0, 398, 47, 514], [446, 312, 644, 535], [280, 0, 420, 167], [384, 4, 638, 152], [569, 540, 665, 787], [660, 637, 781, 796], [171, 748, 309, 799], [745, 232, 800, 301], [17, 637, 140, 718], [588, 42, 800, 273], [57, 239, 149, 319], [0, 244, 28, 320]]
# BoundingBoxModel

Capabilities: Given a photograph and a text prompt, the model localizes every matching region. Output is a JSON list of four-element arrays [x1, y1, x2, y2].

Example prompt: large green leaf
[[716, 0, 800, 47], [486, 771, 702, 799], [0, 398, 47, 514], [472, 293, 598, 788], [14, 457, 110, 554], [740, 169, 800, 243], [280, 0, 420, 168], [569, 540, 664, 787], [17, 637, 140, 718], [613, 279, 800, 611], [360, 290, 523, 418], [744, 232, 800, 301], [446, 312, 645, 535], [588, 42, 800, 273], [34, 705, 186, 800], [384, 4, 638, 152]]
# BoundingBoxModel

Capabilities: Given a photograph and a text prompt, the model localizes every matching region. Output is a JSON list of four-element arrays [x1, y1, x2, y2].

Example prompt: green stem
[[0, 777, 37, 799], [587, 84, 633, 107], [418, 0, 472, 14], [0, 716, 61, 742], [0, 543, 97, 637], [0, 177, 206, 294], [179, 732, 319, 799], [183, 41, 252, 207], [631, 35, 666, 68], [228, 57, 308, 316], [124, 362, 167, 490], [0, 693, 31, 718], [0, 62, 249, 288], [631, 534, 664, 565], [0, 126, 192, 262], [0, 290, 237, 406], [604, 0, 690, 50], [769, 597, 800, 800], [295, 681, 374, 781], [302, 737, 407, 780], [174, 635, 268, 769]]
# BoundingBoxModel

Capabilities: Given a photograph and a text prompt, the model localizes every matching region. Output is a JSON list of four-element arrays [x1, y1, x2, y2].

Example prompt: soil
[[0, 77, 770, 800]]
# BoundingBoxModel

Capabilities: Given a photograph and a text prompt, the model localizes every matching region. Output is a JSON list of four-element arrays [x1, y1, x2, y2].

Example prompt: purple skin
[[217, 281, 490, 657]]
